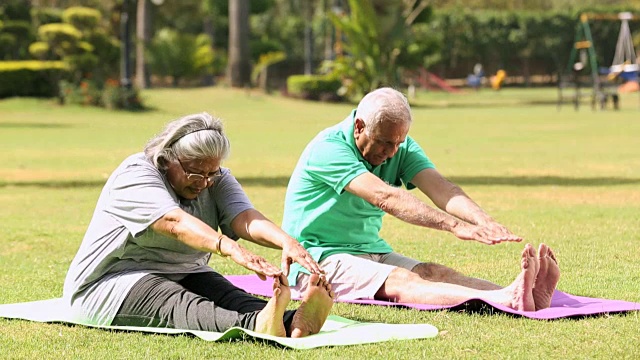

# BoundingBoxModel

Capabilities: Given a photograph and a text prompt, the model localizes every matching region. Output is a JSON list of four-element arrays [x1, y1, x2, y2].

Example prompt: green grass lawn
[[0, 87, 639, 359]]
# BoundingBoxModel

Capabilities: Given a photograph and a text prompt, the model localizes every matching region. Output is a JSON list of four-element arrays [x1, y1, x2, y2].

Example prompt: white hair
[[356, 87, 412, 135], [144, 112, 230, 170]]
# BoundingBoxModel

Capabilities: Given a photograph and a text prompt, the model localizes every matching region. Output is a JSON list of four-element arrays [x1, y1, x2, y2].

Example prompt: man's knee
[[411, 262, 458, 281]]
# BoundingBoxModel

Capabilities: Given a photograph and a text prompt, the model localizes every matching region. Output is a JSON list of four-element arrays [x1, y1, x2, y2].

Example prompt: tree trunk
[[303, 0, 313, 75], [135, 0, 151, 89], [202, 15, 215, 86], [227, 0, 251, 88]]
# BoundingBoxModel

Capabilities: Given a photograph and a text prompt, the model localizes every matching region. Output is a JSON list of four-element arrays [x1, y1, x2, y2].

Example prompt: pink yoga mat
[[225, 275, 640, 320]]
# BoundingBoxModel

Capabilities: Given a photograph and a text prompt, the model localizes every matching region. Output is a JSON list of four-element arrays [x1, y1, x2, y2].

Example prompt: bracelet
[[215, 234, 226, 257]]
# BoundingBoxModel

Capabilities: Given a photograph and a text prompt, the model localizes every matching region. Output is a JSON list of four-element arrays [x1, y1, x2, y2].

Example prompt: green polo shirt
[[283, 110, 435, 285]]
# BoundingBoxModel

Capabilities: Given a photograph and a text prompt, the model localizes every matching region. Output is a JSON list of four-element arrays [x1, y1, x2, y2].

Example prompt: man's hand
[[452, 221, 522, 245], [280, 239, 325, 276], [481, 220, 522, 243]]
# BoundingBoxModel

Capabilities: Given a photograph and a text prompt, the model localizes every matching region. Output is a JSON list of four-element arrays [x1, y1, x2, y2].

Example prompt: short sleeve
[[105, 163, 179, 238], [211, 169, 254, 239], [400, 137, 435, 189], [306, 138, 369, 194]]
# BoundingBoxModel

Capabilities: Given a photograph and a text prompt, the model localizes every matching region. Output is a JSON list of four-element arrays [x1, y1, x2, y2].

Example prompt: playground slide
[[415, 68, 462, 93], [425, 70, 462, 93]]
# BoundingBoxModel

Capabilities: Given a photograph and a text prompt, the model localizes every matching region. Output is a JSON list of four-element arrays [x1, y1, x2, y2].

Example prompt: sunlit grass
[[0, 87, 638, 359]]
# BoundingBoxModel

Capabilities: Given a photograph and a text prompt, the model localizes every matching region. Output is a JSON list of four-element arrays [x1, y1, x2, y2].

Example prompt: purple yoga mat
[[226, 275, 640, 320]]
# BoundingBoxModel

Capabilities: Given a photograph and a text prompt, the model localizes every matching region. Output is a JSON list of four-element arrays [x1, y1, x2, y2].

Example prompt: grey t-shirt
[[62, 153, 253, 325]]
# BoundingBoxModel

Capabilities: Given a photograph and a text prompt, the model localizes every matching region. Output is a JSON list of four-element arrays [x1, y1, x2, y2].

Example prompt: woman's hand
[[228, 245, 283, 280], [280, 238, 324, 276]]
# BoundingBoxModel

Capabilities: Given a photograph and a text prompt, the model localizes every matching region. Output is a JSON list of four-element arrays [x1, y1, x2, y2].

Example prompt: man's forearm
[[444, 194, 494, 226], [377, 187, 462, 232]]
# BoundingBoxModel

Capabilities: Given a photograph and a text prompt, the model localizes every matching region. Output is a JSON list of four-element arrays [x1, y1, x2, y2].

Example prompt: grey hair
[[355, 87, 412, 135], [143, 112, 230, 170]]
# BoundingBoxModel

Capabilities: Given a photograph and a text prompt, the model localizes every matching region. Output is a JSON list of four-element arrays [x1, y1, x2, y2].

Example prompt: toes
[[538, 243, 549, 258], [548, 248, 558, 264], [525, 243, 535, 257], [522, 244, 530, 258], [324, 281, 332, 294], [309, 273, 321, 286]]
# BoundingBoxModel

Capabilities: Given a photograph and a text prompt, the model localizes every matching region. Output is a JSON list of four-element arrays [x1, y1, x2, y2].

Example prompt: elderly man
[[282, 87, 559, 311]]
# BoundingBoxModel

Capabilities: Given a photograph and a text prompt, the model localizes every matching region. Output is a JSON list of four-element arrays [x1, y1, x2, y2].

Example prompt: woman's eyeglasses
[[177, 159, 222, 183]]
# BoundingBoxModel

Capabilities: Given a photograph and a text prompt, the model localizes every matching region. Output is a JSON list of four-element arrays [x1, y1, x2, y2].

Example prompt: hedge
[[0, 60, 70, 98], [286, 74, 343, 101]]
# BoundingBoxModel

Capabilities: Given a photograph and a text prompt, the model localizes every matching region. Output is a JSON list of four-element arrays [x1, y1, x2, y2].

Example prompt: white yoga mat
[[0, 298, 438, 349]]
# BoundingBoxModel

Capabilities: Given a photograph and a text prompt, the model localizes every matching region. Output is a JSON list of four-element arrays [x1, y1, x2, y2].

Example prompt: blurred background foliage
[[1, 0, 640, 106]]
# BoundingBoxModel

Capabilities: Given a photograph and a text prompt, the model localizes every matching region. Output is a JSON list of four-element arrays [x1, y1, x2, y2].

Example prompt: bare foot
[[500, 243, 538, 311], [254, 275, 291, 337], [533, 243, 560, 311], [290, 273, 334, 338]]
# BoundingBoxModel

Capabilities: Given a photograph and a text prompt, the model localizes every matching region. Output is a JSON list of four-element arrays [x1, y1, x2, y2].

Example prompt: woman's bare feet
[[290, 273, 334, 338], [533, 243, 560, 310], [499, 243, 538, 311], [254, 274, 291, 337]]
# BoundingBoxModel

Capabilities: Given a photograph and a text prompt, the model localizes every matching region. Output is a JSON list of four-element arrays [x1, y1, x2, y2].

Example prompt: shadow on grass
[[0, 122, 73, 129], [236, 175, 640, 188], [448, 300, 638, 320], [409, 99, 559, 109], [2, 175, 639, 189], [0, 180, 106, 188], [448, 176, 640, 187]]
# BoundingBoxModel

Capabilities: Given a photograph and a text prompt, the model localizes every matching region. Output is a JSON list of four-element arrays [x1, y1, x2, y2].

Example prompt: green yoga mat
[[0, 299, 438, 349]]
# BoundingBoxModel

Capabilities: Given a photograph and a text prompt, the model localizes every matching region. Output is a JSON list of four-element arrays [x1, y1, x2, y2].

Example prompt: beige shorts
[[291, 252, 420, 300]]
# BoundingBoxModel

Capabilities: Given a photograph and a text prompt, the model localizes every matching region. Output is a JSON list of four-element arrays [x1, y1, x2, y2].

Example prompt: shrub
[[0, 60, 69, 98], [59, 78, 145, 111], [28, 41, 50, 59], [60, 79, 101, 106], [78, 30, 120, 82], [37, 23, 82, 57], [2, 0, 31, 21], [101, 81, 144, 111], [31, 7, 63, 27], [62, 7, 101, 33], [0, 20, 34, 59], [0, 33, 16, 60], [286, 74, 343, 101], [250, 38, 283, 62], [147, 28, 214, 86], [1, 20, 34, 42]]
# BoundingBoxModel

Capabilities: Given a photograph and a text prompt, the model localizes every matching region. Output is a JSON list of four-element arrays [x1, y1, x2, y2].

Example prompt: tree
[[227, 0, 250, 87], [146, 28, 214, 87], [323, 0, 438, 97]]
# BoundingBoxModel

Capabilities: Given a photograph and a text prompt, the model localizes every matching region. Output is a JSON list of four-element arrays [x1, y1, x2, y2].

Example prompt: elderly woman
[[63, 112, 333, 337]]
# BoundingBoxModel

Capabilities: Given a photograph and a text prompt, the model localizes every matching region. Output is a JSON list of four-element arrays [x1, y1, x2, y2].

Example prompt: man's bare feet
[[254, 275, 291, 337], [290, 273, 334, 338], [533, 243, 560, 310], [499, 243, 538, 311]]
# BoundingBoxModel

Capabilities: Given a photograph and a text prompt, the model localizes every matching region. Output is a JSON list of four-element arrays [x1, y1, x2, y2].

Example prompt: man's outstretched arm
[[411, 168, 522, 242], [343, 172, 515, 245]]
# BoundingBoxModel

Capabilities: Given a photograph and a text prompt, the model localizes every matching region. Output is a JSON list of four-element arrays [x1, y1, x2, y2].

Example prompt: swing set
[[558, 12, 639, 111]]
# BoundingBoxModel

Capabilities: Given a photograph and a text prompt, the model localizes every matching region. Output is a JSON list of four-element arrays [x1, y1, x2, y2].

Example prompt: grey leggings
[[111, 272, 296, 333]]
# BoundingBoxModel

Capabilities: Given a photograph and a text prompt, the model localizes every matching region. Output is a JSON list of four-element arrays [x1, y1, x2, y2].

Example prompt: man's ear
[[354, 118, 365, 136]]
